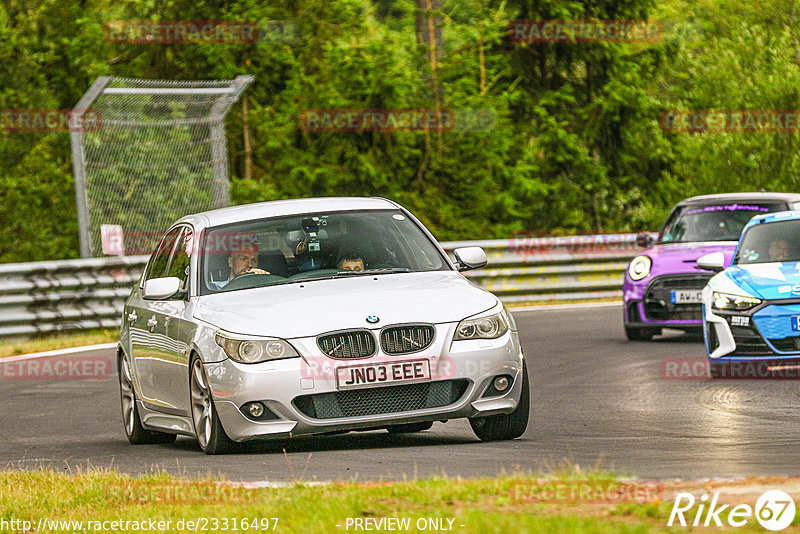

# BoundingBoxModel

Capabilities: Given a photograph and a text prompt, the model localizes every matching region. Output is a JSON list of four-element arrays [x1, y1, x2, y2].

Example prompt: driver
[[699, 213, 729, 241], [214, 244, 270, 289], [768, 238, 791, 262]]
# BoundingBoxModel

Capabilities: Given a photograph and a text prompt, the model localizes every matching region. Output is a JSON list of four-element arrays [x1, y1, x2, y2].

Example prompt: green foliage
[[1, 0, 799, 261]]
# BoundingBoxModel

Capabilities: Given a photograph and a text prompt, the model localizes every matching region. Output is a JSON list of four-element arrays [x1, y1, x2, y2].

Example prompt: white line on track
[[509, 301, 622, 313], [0, 342, 117, 363]]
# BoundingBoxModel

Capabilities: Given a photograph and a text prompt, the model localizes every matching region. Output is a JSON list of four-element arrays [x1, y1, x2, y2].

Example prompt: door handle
[[127, 312, 137, 324], [147, 316, 158, 331]]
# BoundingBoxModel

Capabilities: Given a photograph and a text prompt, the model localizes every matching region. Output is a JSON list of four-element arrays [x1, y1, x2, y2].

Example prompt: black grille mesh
[[294, 379, 469, 419], [380, 325, 435, 355], [707, 323, 719, 352], [644, 274, 711, 321], [317, 330, 375, 359], [730, 326, 773, 356], [769, 338, 800, 352]]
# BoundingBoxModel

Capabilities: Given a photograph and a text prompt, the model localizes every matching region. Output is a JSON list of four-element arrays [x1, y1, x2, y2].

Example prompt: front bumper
[[204, 323, 525, 442], [624, 273, 712, 329], [704, 294, 800, 361]]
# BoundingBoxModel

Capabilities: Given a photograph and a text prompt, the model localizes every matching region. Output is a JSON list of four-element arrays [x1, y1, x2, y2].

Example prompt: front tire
[[470, 360, 530, 441], [190, 357, 235, 454], [118, 354, 176, 445]]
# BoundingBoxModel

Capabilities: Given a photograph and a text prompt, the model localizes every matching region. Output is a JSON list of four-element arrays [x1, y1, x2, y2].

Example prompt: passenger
[[337, 254, 365, 271]]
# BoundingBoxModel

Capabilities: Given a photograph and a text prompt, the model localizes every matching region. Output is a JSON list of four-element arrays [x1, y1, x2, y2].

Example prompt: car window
[[165, 227, 193, 291], [735, 219, 800, 264], [660, 202, 786, 243], [199, 210, 448, 295], [144, 227, 183, 282]]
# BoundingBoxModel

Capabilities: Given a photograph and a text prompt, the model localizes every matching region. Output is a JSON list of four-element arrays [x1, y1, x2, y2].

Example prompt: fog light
[[493, 376, 510, 392], [247, 402, 264, 418]]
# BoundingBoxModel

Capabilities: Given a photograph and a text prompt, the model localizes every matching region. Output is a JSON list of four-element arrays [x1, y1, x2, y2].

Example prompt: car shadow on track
[[652, 329, 705, 343], [170, 429, 479, 455]]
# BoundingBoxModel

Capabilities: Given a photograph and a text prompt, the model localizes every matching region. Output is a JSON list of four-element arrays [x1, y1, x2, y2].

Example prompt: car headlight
[[454, 310, 510, 340], [214, 331, 300, 363], [628, 255, 652, 281], [712, 292, 762, 311]]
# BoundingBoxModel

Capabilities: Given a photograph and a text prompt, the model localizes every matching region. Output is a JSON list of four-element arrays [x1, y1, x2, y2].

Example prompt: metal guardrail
[[0, 234, 643, 338]]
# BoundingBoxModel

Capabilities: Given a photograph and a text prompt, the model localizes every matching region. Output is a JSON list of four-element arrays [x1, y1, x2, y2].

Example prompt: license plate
[[336, 360, 431, 390], [671, 289, 703, 304], [792, 316, 800, 331]]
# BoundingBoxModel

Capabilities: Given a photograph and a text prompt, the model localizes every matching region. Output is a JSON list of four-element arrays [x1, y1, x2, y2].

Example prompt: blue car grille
[[753, 304, 800, 354], [769, 337, 800, 351], [729, 326, 772, 356]]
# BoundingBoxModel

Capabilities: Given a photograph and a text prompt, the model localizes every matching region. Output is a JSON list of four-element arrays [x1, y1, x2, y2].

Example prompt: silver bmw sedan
[[118, 197, 529, 453]]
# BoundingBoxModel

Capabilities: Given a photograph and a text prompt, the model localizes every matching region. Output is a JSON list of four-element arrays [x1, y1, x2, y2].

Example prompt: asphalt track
[[2, 303, 800, 482]]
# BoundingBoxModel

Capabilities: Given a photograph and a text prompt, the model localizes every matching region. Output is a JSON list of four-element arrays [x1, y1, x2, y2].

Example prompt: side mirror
[[697, 252, 725, 272], [636, 232, 655, 248], [453, 246, 487, 272], [143, 277, 182, 300]]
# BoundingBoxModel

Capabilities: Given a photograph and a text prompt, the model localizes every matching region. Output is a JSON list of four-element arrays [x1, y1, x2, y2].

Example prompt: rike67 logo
[[668, 490, 796, 531]]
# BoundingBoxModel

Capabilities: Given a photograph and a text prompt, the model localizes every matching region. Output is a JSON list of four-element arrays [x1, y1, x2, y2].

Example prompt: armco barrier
[[0, 234, 644, 338]]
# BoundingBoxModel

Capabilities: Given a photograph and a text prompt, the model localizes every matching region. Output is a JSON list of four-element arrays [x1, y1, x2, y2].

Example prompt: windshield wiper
[[336, 268, 411, 276], [293, 268, 411, 283]]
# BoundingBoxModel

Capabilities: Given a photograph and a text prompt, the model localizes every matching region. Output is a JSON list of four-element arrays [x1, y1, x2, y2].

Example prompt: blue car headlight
[[628, 255, 651, 281], [712, 292, 762, 311]]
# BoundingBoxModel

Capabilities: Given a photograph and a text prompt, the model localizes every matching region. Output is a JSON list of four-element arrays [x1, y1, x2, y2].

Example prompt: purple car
[[623, 192, 800, 340]]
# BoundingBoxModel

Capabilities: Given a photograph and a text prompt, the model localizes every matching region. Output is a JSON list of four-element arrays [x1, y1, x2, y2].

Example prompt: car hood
[[193, 271, 497, 338], [721, 263, 800, 300], [643, 242, 738, 276]]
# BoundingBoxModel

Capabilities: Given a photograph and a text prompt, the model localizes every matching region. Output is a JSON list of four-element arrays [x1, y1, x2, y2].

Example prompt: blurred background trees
[[1, 0, 799, 262]]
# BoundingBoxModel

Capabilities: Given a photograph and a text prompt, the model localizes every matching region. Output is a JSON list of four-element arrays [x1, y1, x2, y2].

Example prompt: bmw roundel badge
[[366, 315, 380, 324]]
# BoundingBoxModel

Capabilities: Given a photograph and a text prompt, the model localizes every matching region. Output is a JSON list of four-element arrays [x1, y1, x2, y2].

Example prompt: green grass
[[0, 329, 117, 358], [0, 470, 794, 533]]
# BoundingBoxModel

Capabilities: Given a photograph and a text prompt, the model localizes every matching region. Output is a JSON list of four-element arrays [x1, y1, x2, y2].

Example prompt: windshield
[[199, 209, 448, 295], [735, 219, 800, 264], [659, 202, 785, 243]]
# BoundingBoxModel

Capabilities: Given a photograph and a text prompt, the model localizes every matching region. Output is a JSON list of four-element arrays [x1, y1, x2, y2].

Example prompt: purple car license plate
[[670, 289, 703, 304]]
